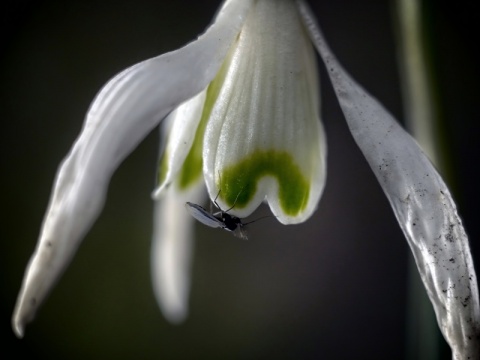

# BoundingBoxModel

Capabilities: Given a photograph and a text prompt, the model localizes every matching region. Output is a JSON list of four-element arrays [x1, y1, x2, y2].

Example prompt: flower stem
[[395, 0, 450, 358]]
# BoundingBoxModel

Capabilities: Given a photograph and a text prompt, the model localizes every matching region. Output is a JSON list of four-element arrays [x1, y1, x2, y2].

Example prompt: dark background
[[1, 1, 478, 359]]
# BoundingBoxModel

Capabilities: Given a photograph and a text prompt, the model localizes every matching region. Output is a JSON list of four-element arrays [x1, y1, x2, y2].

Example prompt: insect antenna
[[212, 186, 245, 213], [243, 214, 277, 226]]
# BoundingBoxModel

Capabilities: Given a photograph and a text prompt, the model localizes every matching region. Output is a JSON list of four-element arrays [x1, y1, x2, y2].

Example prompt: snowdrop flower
[[12, 0, 478, 358]]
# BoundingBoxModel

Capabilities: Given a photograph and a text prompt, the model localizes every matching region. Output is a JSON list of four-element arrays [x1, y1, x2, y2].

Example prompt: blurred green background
[[1, 1, 478, 359]]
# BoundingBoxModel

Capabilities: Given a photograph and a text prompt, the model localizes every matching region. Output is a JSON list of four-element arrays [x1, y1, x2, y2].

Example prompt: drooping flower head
[[154, 0, 325, 224], [12, 1, 479, 358]]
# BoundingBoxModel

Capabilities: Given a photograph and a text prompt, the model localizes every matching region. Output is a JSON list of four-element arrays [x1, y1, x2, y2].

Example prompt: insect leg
[[223, 187, 244, 213]]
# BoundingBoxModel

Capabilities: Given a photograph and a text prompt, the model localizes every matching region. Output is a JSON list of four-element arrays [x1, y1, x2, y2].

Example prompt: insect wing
[[185, 202, 224, 229], [233, 226, 248, 240]]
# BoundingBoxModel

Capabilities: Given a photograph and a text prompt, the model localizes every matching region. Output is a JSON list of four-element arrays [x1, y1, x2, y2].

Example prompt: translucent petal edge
[[297, 1, 480, 357]]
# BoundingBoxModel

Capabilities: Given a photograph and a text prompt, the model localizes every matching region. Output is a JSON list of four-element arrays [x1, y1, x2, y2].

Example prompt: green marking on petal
[[156, 149, 169, 186], [219, 150, 310, 216], [177, 130, 203, 190], [177, 47, 233, 190]]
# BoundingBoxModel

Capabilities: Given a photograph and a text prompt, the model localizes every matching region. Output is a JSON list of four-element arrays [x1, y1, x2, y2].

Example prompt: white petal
[[297, 1, 480, 358], [152, 89, 207, 198], [203, 0, 326, 224], [12, 0, 254, 338], [151, 183, 206, 324]]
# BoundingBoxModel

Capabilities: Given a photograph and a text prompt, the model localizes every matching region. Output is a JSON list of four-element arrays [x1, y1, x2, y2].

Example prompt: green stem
[[395, 0, 449, 359]]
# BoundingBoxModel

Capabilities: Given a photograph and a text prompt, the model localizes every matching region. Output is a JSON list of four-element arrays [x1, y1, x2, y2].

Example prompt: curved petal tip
[[12, 316, 25, 339], [151, 183, 206, 324]]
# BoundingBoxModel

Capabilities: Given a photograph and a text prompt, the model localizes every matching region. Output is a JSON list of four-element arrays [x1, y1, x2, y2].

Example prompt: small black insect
[[185, 190, 263, 240]]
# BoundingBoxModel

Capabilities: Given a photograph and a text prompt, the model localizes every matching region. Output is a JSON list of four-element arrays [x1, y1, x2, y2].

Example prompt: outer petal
[[297, 1, 480, 358], [12, 0, 254, 338], [203, 0, 326, 224], [151, 182, 205, 324]]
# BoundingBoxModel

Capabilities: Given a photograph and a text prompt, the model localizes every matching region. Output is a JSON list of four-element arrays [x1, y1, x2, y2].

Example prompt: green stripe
[[177, 50, 232, 190], [219, 150, 310, 216]]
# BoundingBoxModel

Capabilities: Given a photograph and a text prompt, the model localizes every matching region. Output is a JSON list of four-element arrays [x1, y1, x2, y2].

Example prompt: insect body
[[185, 201, 248, 240], [186, 189, 274, 239]]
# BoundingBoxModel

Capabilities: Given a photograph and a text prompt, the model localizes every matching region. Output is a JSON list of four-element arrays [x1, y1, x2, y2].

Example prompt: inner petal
[[203, 0, 326, 224]]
